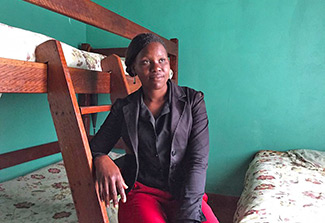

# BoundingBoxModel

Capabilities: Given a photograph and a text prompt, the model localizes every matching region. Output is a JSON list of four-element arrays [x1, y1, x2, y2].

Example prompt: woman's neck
[[142, 86, 168, 103]]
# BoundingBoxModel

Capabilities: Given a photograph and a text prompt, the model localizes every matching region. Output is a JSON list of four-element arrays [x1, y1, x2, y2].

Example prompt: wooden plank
[[125, 75, 142, 93], [169, 38, 179, 83], [78, 94, 92, 136], [35, 40, 108, 223], [206, 193, 239, 223], [24, 0, 178, 56], [92, 48, 127, 58], [80, 105, 111, 115], [70, 68, 111, 94], [81, 44, 127, 58], [0, 142, 60, 170], [102, 54, 131, 104], [0, 57, 47, 93], [0, 57, 111, 94]]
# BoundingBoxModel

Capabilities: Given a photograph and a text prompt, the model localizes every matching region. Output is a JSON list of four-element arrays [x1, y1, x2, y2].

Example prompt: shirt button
[[155, 153, 159, 157], [171, 150, 176, 156]]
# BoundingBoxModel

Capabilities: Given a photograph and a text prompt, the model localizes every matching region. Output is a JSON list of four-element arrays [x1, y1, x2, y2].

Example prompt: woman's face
[[132, 42, 170, 92]]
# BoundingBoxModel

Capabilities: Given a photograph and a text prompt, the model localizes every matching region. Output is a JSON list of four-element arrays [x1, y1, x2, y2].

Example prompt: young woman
[[90, 33, 219, 223]]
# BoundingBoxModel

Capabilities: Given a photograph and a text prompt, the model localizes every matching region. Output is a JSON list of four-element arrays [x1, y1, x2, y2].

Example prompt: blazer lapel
[[122, 82, 186, 154], [170, 81, 186, 139], [123, 91, 140, 155]]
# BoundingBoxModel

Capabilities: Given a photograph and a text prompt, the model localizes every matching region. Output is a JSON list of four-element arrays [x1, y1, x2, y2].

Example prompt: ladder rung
[[80, 105, 111, 115]]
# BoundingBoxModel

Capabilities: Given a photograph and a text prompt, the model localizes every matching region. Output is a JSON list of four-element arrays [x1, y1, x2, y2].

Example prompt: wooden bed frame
[[0, 1, 178, 222]]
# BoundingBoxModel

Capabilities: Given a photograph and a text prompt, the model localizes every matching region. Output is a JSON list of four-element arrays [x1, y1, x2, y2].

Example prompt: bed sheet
[[234, 149, 325, 223], [0, 152, 123, 223]]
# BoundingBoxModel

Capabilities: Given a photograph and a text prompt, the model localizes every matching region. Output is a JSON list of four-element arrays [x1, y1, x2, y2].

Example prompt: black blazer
[[91, 80, 209, 222]]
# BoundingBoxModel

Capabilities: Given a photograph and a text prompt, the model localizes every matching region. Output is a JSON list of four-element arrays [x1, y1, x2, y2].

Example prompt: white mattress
[[0, 22, 106, 72], [0, 22, 173, 77]]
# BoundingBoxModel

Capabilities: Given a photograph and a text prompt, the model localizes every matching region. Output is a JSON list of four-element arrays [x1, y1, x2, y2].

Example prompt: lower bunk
[[234, 149, 325, 223], [0, 151, 124, 223]]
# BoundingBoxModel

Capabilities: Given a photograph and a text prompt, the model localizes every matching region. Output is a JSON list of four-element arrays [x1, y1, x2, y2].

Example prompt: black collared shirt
[[137, 85, 172, 191]]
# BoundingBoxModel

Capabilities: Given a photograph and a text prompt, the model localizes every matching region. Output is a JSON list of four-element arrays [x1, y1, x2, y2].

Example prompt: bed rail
[[0, 57, 111, 94], [23, 0, 178, 56]]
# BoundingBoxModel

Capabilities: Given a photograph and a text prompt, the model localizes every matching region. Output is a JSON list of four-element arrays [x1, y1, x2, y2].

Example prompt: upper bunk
[[0, 0, 179, 95]]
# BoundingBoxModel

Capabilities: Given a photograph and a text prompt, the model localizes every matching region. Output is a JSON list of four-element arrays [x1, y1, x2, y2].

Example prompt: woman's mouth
[[149, 74, 164, 80]]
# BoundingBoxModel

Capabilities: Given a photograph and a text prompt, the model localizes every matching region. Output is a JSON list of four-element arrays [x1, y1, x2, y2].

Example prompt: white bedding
[[0, 22, 173, 77], [0, 22, 106, 72], [234, 149, 325, 223], [0, 152, 123, 223]]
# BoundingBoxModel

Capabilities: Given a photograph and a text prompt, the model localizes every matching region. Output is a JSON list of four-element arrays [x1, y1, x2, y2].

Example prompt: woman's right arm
[[90, 99, 128, 207], [90, 99, 124, 158], [94, 155, 128, 207]]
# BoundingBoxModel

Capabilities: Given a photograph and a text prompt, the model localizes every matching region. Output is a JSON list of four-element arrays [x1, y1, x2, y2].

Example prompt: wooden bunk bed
[[0, 0, 179, 222]]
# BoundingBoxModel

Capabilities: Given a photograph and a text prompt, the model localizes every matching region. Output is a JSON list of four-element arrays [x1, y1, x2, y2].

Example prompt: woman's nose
[[150, 62, 161, 72]]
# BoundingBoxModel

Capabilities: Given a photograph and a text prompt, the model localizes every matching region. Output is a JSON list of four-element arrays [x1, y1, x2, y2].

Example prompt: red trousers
[[118, 182, 219, 223]]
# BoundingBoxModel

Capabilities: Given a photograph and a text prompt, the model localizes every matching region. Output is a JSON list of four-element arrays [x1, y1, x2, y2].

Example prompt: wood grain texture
[[70, 68, 111, 94], [206, 193, 239, 223], [35, 40, 109, 223], [169, 38, 179, 84], [91, 48, 128, 58], [0, 57, 111, 94], [0, 142, 60, 170], [24, 0, 178, 56], [0, 58, 47, 93], [102, 54, 131, 104], [80, 105, 111, 115]]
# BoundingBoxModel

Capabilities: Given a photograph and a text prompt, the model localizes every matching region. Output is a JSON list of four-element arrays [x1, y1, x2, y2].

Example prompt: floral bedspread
[[234, 149, 325, 223], [0, 152, 123, 223]]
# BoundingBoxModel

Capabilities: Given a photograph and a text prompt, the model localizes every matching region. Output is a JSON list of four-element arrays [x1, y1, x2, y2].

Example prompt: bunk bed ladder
[[35, 39, 129, 223]]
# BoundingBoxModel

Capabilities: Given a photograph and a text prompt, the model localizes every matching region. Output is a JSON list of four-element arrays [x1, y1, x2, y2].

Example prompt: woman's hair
[[125, 33, 167, 77]]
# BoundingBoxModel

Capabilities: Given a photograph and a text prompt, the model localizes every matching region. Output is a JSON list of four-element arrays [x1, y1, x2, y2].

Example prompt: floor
[[207, 193, 239, 223]]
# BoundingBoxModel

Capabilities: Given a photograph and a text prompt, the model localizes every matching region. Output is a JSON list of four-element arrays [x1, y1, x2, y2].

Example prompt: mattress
[[234, 149, 325, 223], [0, 152, 124, 223], [0, 22, 106, 72], [0, 22, 173, 77]]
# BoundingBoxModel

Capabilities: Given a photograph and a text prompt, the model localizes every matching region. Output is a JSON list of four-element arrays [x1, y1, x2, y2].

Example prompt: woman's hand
[[94, 155, 128, 207]]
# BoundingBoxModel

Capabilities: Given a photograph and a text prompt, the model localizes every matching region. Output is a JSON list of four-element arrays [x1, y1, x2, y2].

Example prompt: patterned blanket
[[0, 152, 123, 223], [234, 149, 325, 223]]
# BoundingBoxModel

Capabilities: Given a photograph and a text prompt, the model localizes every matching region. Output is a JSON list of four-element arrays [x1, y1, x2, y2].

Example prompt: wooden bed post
[[101, 54, 132, 103], [169, 38, 179, 84], [35, 40, 109, 223], [79, 43, 96, 137]]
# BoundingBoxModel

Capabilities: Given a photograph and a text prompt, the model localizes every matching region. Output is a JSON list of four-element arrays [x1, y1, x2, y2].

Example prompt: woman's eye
[[159, 58, 166, 63], [142, 60, 149, 65]]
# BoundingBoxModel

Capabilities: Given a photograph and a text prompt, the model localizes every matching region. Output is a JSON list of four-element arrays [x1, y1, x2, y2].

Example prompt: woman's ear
[[130, 65, 137, 77]]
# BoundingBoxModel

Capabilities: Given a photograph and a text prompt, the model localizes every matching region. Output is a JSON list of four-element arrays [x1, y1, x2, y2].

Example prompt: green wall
[[1, 0, 325, 196], [87, 0, 325, 196]]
